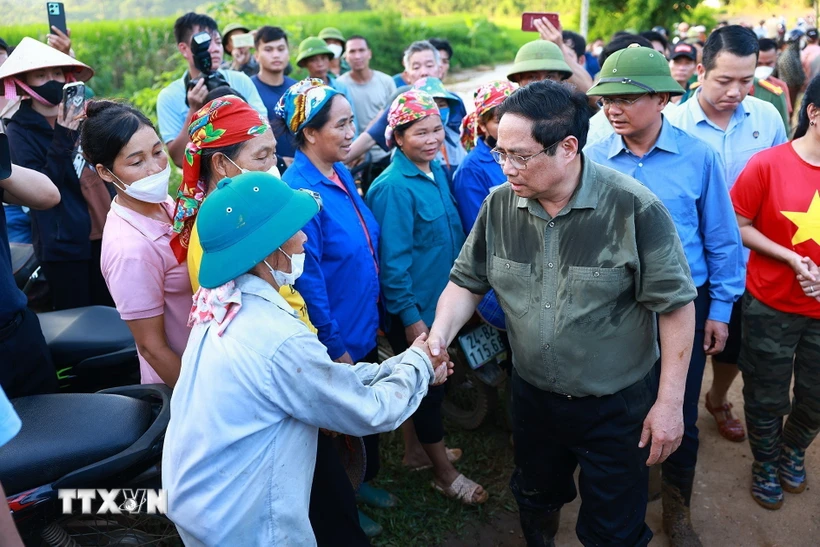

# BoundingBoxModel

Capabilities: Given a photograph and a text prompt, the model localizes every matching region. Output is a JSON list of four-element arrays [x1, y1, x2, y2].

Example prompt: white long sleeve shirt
[[162, 274, 433, 546]]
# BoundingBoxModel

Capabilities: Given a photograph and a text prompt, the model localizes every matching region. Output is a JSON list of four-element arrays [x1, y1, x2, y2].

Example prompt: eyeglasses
[[490, 140, 562, 170], [596, 94, 648, 109]]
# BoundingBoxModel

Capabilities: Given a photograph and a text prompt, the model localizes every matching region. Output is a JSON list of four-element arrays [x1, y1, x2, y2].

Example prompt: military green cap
[[507, 41, 572, 82], [296, 36, 334, 67], [318, 27, 346, 43], [221, 23, 250, 51], [587, 44, 684, 96]]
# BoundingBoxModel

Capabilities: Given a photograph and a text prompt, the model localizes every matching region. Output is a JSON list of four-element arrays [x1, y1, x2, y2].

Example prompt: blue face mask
[[438, 106, 450, 126]]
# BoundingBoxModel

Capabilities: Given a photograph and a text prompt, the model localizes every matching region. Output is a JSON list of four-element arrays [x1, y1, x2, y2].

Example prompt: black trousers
[[309, 433, 370, 546], [0, 308, 58, 398], [41, 240, 113, 311], [386, 320, 445, 444], [361, 347, 380, 483], [510, 369, 655, 546]]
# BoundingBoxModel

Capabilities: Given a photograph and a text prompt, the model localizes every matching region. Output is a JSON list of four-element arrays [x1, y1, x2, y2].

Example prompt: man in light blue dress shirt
[[156, 13, 267, 169], [586, 44, 745, 546], [666, 26, 788, 453]]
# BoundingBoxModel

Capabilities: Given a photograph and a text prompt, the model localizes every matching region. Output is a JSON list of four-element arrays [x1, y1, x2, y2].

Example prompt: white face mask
[[327, 44, 343, 60], [109, 163, 171, 204], [265, 248, 305, 287], [226, 156, 280, 179], [754, 66, 775, 81]]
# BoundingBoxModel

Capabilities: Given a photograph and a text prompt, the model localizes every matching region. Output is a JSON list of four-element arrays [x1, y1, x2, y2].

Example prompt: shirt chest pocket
[[489, 255, 532, 319], [566, 266, 629, 324], [415, 199, 447, 246]]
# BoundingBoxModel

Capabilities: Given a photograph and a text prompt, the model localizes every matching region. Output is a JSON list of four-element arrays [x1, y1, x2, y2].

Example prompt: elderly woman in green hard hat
[[318, 27, 350, 77], [163, 170, 453, 546], [220, 22, 259, 77], [507, 40, 573, 87]]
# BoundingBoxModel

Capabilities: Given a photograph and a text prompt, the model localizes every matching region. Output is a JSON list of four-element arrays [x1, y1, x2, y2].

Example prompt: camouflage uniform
[[740, 291, 820, 454]]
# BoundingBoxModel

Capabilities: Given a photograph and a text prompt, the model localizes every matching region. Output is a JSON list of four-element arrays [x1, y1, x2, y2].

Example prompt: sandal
[[705, 392, 746, 442], [405, 447, 463, 472], [432, 473, 489, 505]]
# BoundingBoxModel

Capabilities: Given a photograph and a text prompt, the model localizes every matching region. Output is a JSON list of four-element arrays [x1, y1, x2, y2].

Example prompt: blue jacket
[[283, 151, 381, 361], [6, 101, 91, 262], [452, 138, 506, 233], [366, 149, 465, 329]]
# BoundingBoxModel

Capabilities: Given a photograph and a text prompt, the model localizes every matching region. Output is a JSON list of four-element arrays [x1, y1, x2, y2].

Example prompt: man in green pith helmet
[[585, 44, 745, 547], [319, 27, 350, 77]]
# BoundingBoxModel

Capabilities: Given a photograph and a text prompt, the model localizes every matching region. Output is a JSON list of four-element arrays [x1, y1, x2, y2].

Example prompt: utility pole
[[580, 0, 590, 38]]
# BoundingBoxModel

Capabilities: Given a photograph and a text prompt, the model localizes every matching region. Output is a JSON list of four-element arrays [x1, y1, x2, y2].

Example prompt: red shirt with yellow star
[[732, 142, 820, 318]]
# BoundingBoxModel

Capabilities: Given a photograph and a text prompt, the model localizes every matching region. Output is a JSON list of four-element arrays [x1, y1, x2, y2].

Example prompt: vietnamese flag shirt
[[731, 142, 820, 319]]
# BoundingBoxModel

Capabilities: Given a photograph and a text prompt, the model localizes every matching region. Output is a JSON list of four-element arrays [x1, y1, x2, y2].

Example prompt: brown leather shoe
[[705, 392, 746, 442]]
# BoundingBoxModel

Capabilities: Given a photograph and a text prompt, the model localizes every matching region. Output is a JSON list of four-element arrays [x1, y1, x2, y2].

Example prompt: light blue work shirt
[[156, 69, 268, 144], [163, 274, 433, 547], [0, 387, 21, 448], [666, 90, 787, 187], [585, 117, 745, 323]]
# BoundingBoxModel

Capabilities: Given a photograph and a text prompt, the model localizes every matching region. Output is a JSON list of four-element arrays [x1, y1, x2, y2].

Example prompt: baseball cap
[[669, 42, 697, 61]]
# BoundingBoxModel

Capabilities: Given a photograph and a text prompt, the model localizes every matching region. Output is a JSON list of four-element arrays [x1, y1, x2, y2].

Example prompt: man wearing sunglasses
[[585, 44, 745, 547], [426, 79, 697, 546]]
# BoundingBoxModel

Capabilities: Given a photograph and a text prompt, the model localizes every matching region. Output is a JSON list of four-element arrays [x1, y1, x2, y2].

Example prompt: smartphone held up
[[46, 2, 67, 35], [521, 12, 561, 32]]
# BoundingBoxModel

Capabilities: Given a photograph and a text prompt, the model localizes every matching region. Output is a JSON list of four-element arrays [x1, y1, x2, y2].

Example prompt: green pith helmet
[[318, 27, 346, 43], [587, 44, 684, 96], [221, 23, 250, 51], [507, 41, 572, 82], [296, 36, 334, 67]]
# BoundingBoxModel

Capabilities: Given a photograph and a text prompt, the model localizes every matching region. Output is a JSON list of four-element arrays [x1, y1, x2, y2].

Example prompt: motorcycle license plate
[[457, 324, 505, 370]]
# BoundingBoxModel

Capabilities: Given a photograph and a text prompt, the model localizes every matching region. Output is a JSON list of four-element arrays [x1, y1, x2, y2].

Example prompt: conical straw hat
[[0, 37, 93, 83]]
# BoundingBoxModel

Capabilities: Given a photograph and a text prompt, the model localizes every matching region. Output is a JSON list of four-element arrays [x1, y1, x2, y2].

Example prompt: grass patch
[[366, 404, 516, 546]]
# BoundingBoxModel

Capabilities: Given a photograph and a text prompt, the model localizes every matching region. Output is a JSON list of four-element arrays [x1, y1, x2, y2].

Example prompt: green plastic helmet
[[587, 44, 684, 96], [197, 172, 321, 289], [507, 41, 572, 82], [318, 27, 346, 43], [296, 36, 334, 67]]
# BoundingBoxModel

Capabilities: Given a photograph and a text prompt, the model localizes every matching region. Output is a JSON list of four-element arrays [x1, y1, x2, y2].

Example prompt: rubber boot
[[661, 462, 702, 547], [746, 412, 784, 509], [519, 508, 560, 547]]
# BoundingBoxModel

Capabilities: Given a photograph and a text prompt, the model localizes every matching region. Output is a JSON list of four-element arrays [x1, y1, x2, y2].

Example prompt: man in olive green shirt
[[427, 81, 697, 546]]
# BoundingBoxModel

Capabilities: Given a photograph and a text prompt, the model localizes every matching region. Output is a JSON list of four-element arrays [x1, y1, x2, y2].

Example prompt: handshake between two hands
[[410, 333, 454, 386]]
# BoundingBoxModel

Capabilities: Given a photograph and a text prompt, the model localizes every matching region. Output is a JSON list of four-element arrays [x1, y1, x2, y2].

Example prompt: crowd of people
[[0, 8, 819, 547]]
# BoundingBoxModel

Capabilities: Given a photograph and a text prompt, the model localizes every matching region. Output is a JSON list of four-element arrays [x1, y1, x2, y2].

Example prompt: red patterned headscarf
[[170, 95, 269, 263], [385, 89, 439, 148], [460, 80, 518, 152]]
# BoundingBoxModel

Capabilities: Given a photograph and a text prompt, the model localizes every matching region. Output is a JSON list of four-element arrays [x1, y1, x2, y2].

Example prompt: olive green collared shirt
[[450, 155, 697, 397]]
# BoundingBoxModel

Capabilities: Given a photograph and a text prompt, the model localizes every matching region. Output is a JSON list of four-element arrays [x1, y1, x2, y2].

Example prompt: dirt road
[[443, 363, 820, 546]]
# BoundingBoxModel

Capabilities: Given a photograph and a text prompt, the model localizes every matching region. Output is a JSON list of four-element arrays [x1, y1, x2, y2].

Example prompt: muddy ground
[[442, 364, 820, 547]]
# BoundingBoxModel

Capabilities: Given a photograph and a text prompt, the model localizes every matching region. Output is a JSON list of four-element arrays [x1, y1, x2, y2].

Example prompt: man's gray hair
[[402, 40, 441, 69]]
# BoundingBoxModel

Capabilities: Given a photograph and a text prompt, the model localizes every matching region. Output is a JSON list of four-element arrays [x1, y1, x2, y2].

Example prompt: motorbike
[[375, 290, 512, 431], [1, 383, 180, 546], [440, 295, 512, 431], [10, 242, 140, 393]]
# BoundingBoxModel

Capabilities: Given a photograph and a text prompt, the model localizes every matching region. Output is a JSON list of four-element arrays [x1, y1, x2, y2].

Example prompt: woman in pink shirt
[[80, 100, 192, 386]]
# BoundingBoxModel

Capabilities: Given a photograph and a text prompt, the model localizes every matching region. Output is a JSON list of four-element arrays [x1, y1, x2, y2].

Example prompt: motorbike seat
[[38, 306, 136, 369], [9, 242, 38, 289], [0, 393, 152, 495]]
